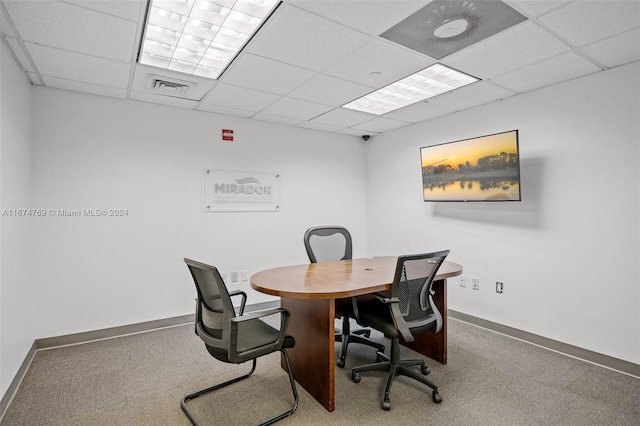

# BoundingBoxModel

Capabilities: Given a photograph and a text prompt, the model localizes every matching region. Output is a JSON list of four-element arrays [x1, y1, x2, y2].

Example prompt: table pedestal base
[[279, 278, 447, 412], [281, 298, 336, 412]]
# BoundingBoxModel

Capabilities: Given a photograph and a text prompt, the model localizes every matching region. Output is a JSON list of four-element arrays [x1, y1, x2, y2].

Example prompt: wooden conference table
[[250, 256, 462, 412]]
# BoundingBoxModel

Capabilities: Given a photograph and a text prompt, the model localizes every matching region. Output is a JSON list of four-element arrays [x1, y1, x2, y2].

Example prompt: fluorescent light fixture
[[342, 64, 479, 115], [139, 0, 280, 79]]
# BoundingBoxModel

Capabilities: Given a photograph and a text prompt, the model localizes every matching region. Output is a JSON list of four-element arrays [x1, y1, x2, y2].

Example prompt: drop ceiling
[[1, 0, 639, 138]]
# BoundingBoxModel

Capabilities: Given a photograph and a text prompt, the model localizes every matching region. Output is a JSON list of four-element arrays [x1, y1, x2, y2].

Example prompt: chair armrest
[[229, 290, 247, 315], [388, 302, 414, 343], [372, 294, 399, 304], [353, 294, 413, 342], [352, 293, 395, 323], [372, 294, 415, 343], [231, 307, 287, 324]]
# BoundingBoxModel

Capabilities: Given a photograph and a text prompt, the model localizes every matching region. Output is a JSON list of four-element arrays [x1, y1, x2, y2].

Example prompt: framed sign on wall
[[204, 170, 280, 212]]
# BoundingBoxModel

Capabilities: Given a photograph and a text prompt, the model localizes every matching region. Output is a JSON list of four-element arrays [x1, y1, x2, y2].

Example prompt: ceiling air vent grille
[[153, 80, 189, 94], [144, 74, 197, 98]]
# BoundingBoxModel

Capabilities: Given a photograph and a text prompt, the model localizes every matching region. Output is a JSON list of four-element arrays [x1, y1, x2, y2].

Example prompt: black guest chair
[[303, 226, 384, 368], [181, 258, 298, 426], [351, 250, 450, 410]]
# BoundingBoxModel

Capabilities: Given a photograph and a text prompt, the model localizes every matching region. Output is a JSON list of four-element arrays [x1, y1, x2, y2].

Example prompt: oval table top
[[250, 256, 463, 300]]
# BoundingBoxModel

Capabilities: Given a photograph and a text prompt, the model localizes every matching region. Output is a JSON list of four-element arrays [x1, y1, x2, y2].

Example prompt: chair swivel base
[[181, 351, 299, 426], [351, 338, 441, 410]]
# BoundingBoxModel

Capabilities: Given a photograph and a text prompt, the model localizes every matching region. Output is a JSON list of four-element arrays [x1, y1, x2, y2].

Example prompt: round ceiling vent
[[425, 0, 478, 39], [434, 18, 470, 38]]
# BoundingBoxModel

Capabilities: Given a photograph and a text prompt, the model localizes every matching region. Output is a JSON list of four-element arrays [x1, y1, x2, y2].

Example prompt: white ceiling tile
[[310, 107, 375, 128], [296, 121, 343, 133], [4, 0, 137, 62], [350, 117, 411, 133], [252, 113, 304, 126], [582, 28, 640, 68], [221, 53, 316, 95], [384, 100, 456, 123], [196, 104, 255, 118], [261, 97, 334, 121], [506, 0, 570, 17], [5, 36, 34, 72], [248, 4, 370, 72], [428, 81, 516, 111], [2, 0, 637, 136], [202, 83, 280, 112], [130, 91, 199, 109], [325, 38, 436, 87], [290, 0, 428, 36], [42, 75, 127, 99], [490, 51, 602, 93], [27, 43, 131, 89], [1, 6, 15, 37], [337, 128, 377, 138], [288, 74, 372, 107], [444, 21, 571, 79], [73, 0, 145, 22], [538, 1, 640, 47]]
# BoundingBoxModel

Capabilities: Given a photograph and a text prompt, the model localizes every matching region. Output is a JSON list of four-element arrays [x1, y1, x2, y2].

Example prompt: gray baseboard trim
[[0, 342, 37, 422], [448, 309, 640, 378], [35, 301, 281, 350], [35, 314, 196, 350]]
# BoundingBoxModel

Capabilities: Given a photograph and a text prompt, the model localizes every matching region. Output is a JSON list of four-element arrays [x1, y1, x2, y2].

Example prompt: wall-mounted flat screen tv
[[420, 130, 521, 202]]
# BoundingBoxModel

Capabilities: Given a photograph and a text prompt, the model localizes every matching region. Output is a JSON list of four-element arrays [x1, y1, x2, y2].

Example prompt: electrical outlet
[[241, 270, 248, 281], [472, 277, 480, 290], [496, 281, 504, 293], [231, 271, 238, 282], [459, 276, 466, 287]]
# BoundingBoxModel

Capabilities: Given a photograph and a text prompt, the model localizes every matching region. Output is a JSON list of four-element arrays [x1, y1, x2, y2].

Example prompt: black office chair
[[350, 250, 450, 410], [303, 226, 384, 368], [181, 258, 298, 426]]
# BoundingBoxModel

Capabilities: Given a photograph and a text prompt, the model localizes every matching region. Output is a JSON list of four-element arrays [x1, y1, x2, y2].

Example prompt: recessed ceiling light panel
[[138, 0, 280, 79], [342, 64, 478, 115]]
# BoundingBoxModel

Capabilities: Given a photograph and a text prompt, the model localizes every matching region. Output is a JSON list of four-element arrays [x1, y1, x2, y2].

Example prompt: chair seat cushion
[[356, 300, 400, 338], [204, 318, 295, 363], [356, 300, 438, 342]]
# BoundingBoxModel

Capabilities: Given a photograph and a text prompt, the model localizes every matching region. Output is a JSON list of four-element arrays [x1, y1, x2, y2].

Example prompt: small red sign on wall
[[222, 129, 234, 141]]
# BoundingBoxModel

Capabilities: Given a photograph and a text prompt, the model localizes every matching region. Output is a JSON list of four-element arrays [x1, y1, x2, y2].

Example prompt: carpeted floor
[[2, 318, 639, 425]]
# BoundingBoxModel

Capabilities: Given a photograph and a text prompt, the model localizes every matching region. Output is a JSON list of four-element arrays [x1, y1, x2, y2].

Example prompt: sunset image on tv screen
[[421, 130, 521, 202]]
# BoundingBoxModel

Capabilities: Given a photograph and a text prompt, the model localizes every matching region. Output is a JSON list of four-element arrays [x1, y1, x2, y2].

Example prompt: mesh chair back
[[185, 259, 235, 340], [392, 250, 450, 333], [304, 226, 352, 263]]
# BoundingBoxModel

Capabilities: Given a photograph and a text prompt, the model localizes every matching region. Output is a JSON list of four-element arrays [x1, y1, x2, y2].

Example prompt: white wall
[[30, 87, 368, 338], [0, 42, 35, 397], [365, 62, 640, 364]]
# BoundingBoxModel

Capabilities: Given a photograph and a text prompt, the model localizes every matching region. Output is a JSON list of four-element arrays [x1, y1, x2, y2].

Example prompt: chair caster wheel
[[351, 372, 361, 383], [337, 359, 345, 368], [432, 391, 442, 403], [421, 365, 431, 375], [382, 400, 391, 410]]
